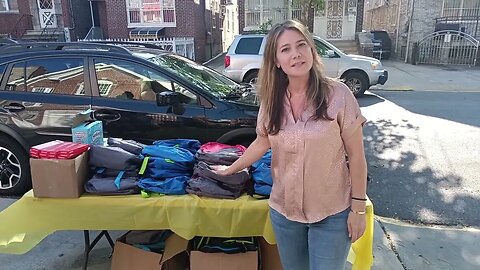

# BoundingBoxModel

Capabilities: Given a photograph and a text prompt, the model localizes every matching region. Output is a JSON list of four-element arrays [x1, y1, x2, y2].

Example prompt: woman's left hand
[[347, 211, 366, 243]]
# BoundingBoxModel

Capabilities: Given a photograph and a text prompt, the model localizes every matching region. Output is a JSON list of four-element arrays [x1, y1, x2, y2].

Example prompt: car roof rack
[[0, 42, 131, 55], [81, 40, 166, 50], [0, 37, 19, 46]]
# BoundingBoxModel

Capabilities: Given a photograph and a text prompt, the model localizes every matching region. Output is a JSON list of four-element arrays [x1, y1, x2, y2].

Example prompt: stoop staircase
[[21, 28, 65, 42]]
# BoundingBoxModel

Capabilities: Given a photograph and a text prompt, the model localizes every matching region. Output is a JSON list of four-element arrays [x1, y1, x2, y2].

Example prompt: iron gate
[[415, 30, 479, 66]]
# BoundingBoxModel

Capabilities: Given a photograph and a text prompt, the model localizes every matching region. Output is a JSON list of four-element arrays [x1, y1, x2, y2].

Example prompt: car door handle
[[93, 111, 121, 121], [3, 103, 25, 112]]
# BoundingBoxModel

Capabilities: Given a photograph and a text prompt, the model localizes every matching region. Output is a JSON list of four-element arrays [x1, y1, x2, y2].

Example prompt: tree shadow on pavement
[[357, 92, 385, 107], [364, 118, 480, 227]]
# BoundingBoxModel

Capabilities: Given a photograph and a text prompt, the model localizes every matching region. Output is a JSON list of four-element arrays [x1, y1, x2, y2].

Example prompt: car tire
[[343, 71, 368, 97], [0, 135, 31, 196], [243, 71, 258, 85]]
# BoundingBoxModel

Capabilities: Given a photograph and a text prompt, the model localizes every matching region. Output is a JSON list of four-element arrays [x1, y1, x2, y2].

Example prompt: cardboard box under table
[[190, 250, 258, 270], [0, 193, 374, 270], [111, 232, 189, 270]]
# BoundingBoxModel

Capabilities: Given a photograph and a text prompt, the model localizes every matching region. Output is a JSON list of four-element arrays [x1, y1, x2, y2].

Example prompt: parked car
[[370, 30, 392, 60], [0, 42, 259, 196], [223, 34, 388, 96]]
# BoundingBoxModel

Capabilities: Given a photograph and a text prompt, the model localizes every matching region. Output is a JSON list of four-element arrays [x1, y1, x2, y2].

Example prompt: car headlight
[[370, 61, 380, 70]]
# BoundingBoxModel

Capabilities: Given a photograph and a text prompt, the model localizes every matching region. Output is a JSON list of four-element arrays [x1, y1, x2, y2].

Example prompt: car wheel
[[0, 135, 31, 196], [243, 71, 258, 85], [343, 71, 368, 97]]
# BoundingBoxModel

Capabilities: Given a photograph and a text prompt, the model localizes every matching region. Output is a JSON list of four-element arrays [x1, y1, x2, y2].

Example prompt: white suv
[[223, 34, 388, 96]]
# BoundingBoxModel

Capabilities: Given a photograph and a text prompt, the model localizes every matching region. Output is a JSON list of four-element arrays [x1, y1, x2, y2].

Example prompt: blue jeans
[[269, 207, 351, 270]]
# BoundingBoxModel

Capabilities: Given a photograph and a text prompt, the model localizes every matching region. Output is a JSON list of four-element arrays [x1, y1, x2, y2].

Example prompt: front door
[[37, 0, 57, 28]]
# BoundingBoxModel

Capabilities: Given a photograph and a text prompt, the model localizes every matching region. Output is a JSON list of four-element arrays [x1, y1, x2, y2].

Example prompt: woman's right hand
[[216, 166, 234, 176], [215, 135, 270, 177]]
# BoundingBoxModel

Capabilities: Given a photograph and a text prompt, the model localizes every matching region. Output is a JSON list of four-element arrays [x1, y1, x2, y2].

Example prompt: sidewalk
[[367, 217, 480, 270], [1, 196, 479, 270], [370, 60, 480, 92], [204, 52, 226, 73], [202, 52, 227, 73]]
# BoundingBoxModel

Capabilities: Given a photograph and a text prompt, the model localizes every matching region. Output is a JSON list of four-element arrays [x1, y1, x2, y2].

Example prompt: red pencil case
[[30, 140, 89, 159]]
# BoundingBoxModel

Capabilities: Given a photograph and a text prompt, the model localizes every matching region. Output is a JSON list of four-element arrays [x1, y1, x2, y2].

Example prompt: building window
[[127, 0, 176, 26], [442, 0, 480, 17], [0, 0, 18, 12], [76, 80, 112, 96]]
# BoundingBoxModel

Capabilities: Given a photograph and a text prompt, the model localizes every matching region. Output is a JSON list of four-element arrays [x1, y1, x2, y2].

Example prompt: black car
[[370, 30, 392, 60], [0, 42, 259, 196]]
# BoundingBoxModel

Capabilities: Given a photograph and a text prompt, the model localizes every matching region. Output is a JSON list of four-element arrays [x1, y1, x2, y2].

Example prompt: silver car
[[223, 34, 388, 96]]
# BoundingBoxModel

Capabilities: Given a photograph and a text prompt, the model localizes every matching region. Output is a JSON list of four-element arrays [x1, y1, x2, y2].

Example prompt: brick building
[[0, 0, 225, 63], [0, 0, 32, 38], [88, 0, 224, 62], [0, 0, 93, 41]]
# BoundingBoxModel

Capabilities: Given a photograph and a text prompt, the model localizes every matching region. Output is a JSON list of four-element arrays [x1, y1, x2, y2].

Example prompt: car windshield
[[146, 53, 239, 98]]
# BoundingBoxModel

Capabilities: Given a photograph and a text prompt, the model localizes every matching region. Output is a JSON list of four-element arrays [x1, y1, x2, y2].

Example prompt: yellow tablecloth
[[0, 190, 373, 270]]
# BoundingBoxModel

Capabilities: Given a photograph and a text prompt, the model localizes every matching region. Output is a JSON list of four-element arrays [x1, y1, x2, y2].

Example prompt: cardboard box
[[71, 109, 104, 146], [111, 232, 189, 270], [190, 250, 258, 270], [72, 121, 103, 146], [30, 152, 88, 198], [259, 238, 283, 270]]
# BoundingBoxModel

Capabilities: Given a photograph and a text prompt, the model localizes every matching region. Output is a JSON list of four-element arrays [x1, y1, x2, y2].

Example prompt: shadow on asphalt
[[373, 91, 480, 127], [364, 118, 479, 227], [357, 92, 384, 107]]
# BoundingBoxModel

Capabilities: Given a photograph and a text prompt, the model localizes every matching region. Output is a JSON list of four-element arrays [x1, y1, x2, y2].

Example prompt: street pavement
[[1, 59, 479, 269], [359, 91, 480, 226], [370, 60, 480, 92]]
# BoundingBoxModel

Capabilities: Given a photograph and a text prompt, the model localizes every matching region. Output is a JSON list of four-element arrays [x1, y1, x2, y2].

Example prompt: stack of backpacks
[[84, 138, 144, 195], [250, 150, 273, 197], [137, 139, 200, 195], [83, 138, 275, 198], [192, 236, 257, 254], [186, 142, 251, 199]]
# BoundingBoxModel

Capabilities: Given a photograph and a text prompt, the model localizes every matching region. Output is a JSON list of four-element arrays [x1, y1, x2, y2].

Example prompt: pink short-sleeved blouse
[[256, 81, 367, 223]]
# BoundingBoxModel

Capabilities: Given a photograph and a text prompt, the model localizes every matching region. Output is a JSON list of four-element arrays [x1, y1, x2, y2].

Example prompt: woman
[[219, 20, 367, 270]]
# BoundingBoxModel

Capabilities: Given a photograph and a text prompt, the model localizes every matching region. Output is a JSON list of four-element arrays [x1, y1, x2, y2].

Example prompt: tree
[[259, 19, 273, 32], [292, 0, 325, 31]]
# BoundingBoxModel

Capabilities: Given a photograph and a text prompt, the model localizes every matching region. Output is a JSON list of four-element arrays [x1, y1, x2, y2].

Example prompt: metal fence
[[435, 16, 480, 40], [414, 30, 479, 66]]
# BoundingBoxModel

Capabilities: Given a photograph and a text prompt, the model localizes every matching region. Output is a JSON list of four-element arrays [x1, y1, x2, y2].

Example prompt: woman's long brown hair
[[257, 20, 333, 135]]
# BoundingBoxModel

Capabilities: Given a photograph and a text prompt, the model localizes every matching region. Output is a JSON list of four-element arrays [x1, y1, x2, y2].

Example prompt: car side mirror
[[156, 91, 179, 106], [326, 50, 336, 58]]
